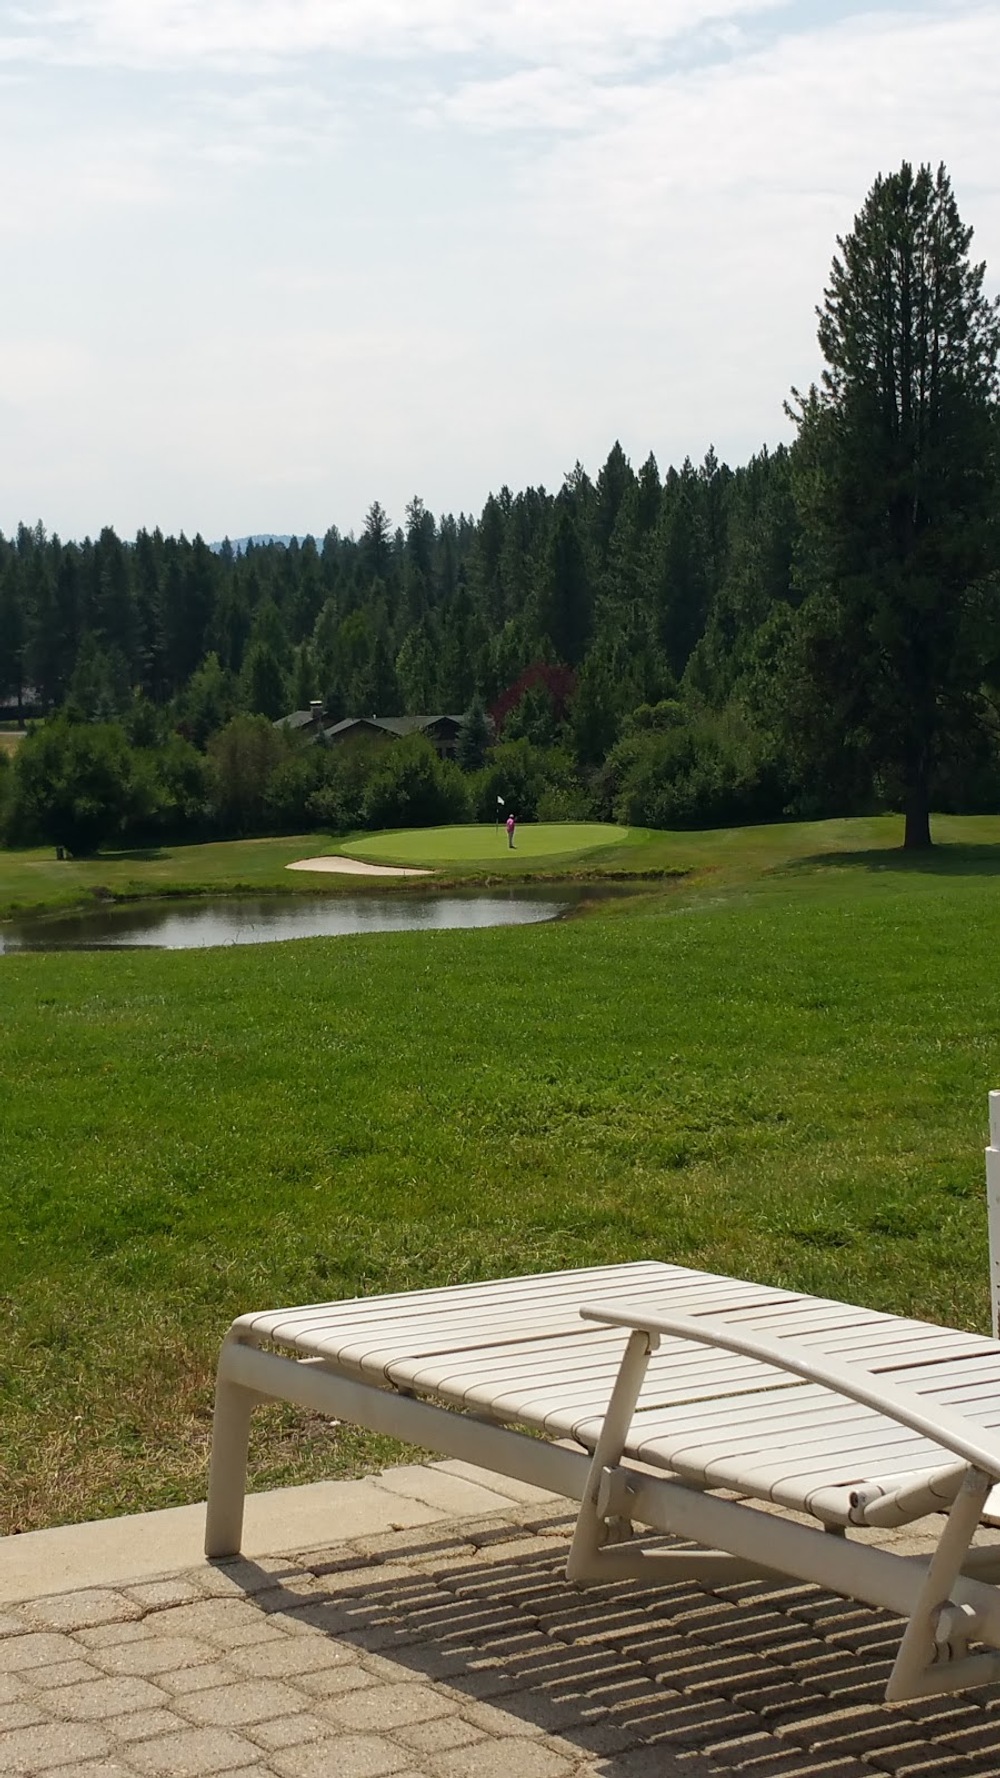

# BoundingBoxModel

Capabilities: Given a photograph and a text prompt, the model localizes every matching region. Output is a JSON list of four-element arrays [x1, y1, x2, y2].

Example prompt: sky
[[0, 1, 998, 545]]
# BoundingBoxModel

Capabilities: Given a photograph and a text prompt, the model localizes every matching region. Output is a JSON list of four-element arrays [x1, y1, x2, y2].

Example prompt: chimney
[[309, 699, 323, 724]]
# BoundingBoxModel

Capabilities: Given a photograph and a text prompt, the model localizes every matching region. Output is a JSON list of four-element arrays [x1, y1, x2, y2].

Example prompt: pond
[[0, 888, 587, 953]]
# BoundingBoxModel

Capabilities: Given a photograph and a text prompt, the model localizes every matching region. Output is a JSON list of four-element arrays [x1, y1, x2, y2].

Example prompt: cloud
[[0, 124, 179, 230], [525, 7, 1000, 255], [432, 4, 1000, 141], [6, 0, 787, 73], [503, 3, 1000, 465], [422, 65, 631, 134], [189, 81, 345, 164], [1, 1, 998, 539]]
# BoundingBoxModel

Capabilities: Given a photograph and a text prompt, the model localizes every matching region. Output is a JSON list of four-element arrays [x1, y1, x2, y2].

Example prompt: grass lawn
[[0, 822, 653, 920], [5, 812, 1000, 922], [0, 835, 338, 920], [3, 815, 1000, 1530]]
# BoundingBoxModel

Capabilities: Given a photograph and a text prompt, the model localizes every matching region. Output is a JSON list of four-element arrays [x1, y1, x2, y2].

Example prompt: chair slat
[[226, 1257, 1000, 1524]]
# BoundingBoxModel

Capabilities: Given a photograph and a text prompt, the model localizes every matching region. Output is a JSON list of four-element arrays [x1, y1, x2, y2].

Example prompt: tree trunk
[[903, 774, 932, 849]]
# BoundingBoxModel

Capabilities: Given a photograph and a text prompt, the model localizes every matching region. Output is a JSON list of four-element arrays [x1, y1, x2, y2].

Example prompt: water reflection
[[0, 890, 577, 953]]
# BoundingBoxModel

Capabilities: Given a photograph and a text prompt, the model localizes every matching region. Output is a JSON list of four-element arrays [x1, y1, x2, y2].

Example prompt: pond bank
[[0, 884, 653, 951]]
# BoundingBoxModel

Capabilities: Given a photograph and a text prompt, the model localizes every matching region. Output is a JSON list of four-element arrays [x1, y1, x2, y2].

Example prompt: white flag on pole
[[497, 795, 505, 806]]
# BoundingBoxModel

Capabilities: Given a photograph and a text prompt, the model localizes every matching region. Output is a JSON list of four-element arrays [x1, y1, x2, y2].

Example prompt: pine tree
[[648, 463, 709, 679], [592, 441, 635, 566], [0, 564, 25, 714], [360, 501, 393, 584], [536, 493, 593, 667], [787, 162, 1000, 846], [457, 693, 493, 770], [240, 641, 288, 721]]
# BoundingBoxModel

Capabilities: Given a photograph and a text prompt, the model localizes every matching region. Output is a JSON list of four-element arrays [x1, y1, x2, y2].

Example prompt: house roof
[[275, 711, 469, 756], [280, 712, 465, 739], [372, 715, 463, 737], [323, 717, 391, 739], [277, 709, 322, 731]]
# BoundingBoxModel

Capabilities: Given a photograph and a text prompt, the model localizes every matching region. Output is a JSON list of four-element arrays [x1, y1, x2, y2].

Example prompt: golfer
[[505, 812, 516, 849]]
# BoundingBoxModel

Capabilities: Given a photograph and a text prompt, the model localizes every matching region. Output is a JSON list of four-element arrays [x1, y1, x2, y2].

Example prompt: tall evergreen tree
[[240, 639, 288, 721], [395, 620, 439, 713], [469, 493, 507, 628], [648, 462, 709, 679], [180, 652, 235, 748], [457, 692, 492, 769], [686, 446, 798, 703], [24, 549, 62, 710], [134, 528, 166, 699], [402, 497, 435, 627], [536, 492, 593, 666], [786, 162, 1000, 846], [92, 527, 139, 677], [360, 501, 393, 585], [0, 564, 25, 714], [592, 441, 635, 566]]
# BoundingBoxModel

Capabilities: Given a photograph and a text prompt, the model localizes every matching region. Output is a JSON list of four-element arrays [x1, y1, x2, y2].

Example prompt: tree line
[[2, 161, 998, 852]]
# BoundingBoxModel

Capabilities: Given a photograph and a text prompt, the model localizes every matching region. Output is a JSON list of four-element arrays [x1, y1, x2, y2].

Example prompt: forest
[[1, 161, 998, 853]]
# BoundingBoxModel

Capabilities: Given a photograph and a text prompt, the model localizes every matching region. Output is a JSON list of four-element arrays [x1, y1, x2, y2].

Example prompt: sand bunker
[[287, 855, 432, 877]]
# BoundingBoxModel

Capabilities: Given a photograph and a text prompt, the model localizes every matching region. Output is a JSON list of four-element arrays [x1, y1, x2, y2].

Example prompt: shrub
[[536, 783, 594, 822], [7, 718, 144, 854], [361, 736, 471, 829], [264, 750, 329, 831], [207, 714, 286, 835], [306, 736, 387, 835], [176, 654, 238, 749], [599, 704, 787, 830], [142, 738, 211, 836], [473, 738, 551, 823]]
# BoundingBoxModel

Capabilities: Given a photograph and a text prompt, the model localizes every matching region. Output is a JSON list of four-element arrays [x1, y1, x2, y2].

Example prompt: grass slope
[[0, 835, 323, 920], [6, 812, 1000, 922], [3, 820, 1000, 1529]]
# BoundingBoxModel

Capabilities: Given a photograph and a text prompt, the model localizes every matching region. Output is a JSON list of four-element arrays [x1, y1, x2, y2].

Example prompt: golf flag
[[497, 795, 504, 806]]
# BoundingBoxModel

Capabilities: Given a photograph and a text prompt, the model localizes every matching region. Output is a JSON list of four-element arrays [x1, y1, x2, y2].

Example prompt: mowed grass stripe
[[2, 852, 1000, 1528]]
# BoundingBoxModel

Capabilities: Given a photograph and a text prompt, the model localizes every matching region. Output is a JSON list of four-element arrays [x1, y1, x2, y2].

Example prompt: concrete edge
[[0, 1462, 563, 1605]]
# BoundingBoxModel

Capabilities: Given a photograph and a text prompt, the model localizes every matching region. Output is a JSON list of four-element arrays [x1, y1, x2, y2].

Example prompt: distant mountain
[[209, 534, 318, 555]]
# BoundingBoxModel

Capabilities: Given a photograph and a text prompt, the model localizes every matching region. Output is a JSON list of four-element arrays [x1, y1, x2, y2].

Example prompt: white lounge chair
[[206, 1092, 1000, 1702]]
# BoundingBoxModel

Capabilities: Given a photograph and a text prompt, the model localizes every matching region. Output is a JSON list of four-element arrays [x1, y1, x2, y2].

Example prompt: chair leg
[[567, 1328, 656, 1582], [886, 1466, 992, 1701], [205, 1347, 256, 1560]]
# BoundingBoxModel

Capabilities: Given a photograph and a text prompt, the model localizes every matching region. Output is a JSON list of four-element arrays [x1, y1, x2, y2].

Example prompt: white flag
[[497, 795, 504, 806]]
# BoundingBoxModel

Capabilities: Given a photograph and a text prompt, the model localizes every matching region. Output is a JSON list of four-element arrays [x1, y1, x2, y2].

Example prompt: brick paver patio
[[2, 1489, 999, 1776]]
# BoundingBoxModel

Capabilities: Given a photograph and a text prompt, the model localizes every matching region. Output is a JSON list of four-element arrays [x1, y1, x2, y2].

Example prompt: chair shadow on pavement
[[217, 1511, 997, 1778]]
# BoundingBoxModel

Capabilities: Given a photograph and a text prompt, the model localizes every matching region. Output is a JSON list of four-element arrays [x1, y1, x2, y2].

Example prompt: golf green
[[341, 822, 630, 869]]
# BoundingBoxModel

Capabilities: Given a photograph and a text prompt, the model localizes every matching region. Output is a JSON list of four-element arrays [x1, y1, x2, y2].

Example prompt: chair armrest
[[580, 1298, 1000, 1480]]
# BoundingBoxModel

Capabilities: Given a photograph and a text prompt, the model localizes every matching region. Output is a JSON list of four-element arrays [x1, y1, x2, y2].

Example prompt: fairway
[[4, 814, 1000, 921], [4, 818, 1000, 1532], [341, 821, 630, 869]]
